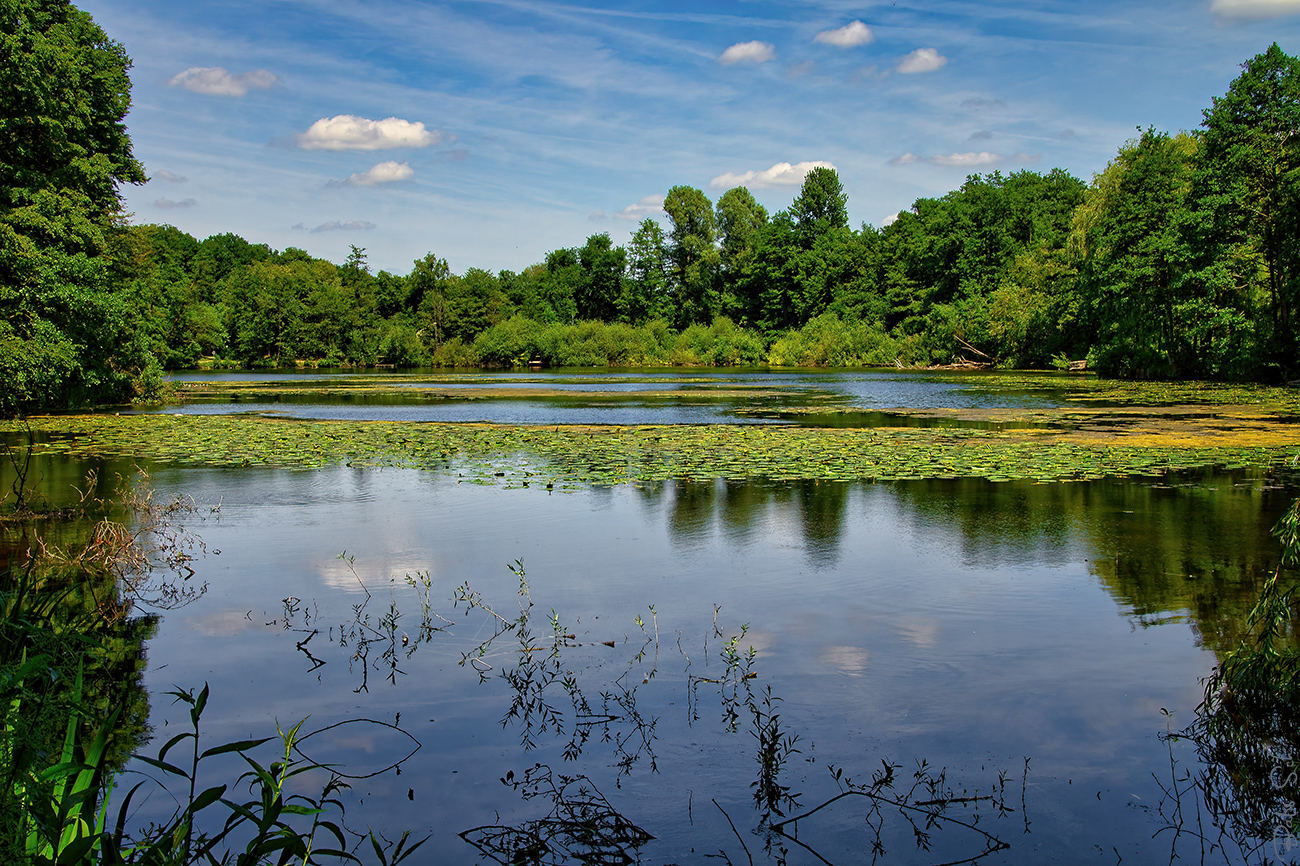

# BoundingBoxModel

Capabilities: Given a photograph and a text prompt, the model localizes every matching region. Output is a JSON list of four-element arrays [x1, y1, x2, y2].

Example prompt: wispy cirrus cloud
[[814, 21, 873, 48], [1210, 0, 1300, 19], [889, 152, 1003, 166], [719, 41, 775, 65], [309, 220, 377, 233], [897, 48, 947, 73], [169, 67, 279, 97], [709, 160, 835, 190], [330, 161, 415, 187], [298, 116, 443, 151]]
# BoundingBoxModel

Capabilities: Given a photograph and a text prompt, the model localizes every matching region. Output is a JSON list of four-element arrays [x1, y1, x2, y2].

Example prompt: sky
[[80, 0, 1300, 276]]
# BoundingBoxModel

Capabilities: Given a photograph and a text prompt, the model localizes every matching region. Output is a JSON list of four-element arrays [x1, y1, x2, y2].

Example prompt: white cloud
[[931, 152, 1001, 166], [719, 41, 775, 65], [155, 197, 197, 209], [1210, 0, 1300, 18], [814, 21, 873, 48], [897, 48, 948, 74], [615, 195, 665, 220], [298, 116, 442, 151], [881, 211, 901, 226], [152, 169, 188, 183], [889, 152, 1003, 167], [169, 67, 278, 97], [709, 160, 835, 190], [588, 210, 608, 220], [337, 161, 415, 187], [310, 220, 376, 233], [1012, 152, 1041, 164]]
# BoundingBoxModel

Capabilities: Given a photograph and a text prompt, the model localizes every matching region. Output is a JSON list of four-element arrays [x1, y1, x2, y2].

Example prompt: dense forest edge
[[2, 0, 1298, 416]]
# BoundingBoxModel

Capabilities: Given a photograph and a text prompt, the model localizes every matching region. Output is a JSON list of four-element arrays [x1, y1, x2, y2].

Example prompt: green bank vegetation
[[0, 464, 426, 864], [3, 0, 1299, 414]]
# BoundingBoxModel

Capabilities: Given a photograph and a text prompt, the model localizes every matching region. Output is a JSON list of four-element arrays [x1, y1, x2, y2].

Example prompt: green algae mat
[[6, 411, 1297, 487]]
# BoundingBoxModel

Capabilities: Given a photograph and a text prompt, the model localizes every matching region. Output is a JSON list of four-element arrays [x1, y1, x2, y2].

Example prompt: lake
[[6, 367, 1299, 865]]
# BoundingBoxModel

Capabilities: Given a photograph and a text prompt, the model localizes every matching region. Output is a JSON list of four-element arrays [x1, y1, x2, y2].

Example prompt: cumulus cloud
[[931, 152, 1001, 166], [1012, 152, 1041, 164], [588, 210, 608, 220], [152, 169, 188, 183], [1210, 0, 1300, 18], [719, 41, 775, 65], [298, 116, 442, 151], [968, 130, 993, 141], [332, 161, 415, 187], [815, 21, 873, 48], [887, 153, 920, 166], [709, 160, 835, 190], [616, 195, 665, 220], [169, 67, 278, 97], [881, 211, 901, 226], [310, 220, 376, 233], [897, 48, 948, 73], [155, 197, 197, 209]]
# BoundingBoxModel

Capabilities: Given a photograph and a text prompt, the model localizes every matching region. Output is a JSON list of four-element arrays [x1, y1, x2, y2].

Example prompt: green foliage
[[767, 313, 905, 367], [663, 186, 720, 327], [0, 0, 150, 414], [1198, 43, 1300, 375], [789, 166, 848, 245], [671, 317, 765, 366]]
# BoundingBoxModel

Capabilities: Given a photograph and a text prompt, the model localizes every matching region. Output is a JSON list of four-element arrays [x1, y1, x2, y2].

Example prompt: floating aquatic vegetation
[[3, 413, 1297, 486]]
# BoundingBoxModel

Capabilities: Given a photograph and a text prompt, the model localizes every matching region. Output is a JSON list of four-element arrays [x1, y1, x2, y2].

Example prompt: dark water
[[6, 453, 1292, 864], [9, 370, 1299, 864], [155, 368, 1075, 427]]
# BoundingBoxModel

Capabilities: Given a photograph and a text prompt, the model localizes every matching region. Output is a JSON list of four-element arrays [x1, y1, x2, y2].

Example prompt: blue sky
[[81, 0, 1300, 275]]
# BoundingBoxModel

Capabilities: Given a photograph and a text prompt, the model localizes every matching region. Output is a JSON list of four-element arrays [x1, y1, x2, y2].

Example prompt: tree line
[[2, 0, 1297, 415]]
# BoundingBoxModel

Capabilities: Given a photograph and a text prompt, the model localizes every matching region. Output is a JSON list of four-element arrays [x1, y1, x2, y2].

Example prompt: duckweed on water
[[4, 414, 1296, 486]]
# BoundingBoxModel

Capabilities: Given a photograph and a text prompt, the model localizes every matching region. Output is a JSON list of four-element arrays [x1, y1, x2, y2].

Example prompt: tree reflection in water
[[1157, 497, 1300, 865]]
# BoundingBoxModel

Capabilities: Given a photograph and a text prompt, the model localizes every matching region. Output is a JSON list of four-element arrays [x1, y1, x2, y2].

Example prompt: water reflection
[[10, 449, 1300, 863]]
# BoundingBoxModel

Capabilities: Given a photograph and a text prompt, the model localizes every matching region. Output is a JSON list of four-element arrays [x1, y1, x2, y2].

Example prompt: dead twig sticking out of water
[[459, 763, 653, 865]]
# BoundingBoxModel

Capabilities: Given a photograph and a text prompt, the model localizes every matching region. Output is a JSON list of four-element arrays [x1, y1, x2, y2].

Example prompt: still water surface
[[19, 369, 1300, 863], [157, 368, 1073, 426]]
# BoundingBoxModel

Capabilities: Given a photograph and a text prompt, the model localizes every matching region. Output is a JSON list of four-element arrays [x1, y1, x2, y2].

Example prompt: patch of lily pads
[[5, 413, 1296, 488]]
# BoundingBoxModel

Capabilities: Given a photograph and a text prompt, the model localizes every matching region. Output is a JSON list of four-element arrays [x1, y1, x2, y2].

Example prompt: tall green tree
[[623, 218, 668, 324], [1198, 43, 1300, 374], [715, 187, 768, 323], [0, 0, 148, 413], [575, 232, 625, 322], [663, 185, 720, 326], [1071, 130, 1204, 377], [789, 166, 848, 247]]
